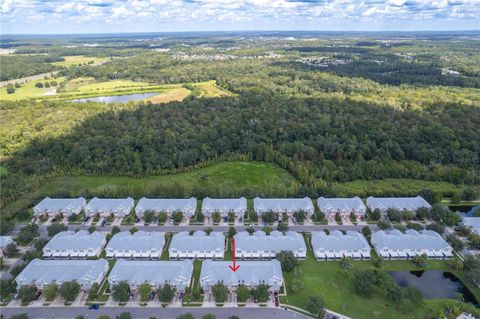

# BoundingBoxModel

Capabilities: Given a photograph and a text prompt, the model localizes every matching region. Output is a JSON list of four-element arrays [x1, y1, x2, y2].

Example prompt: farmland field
[[51, 55, 108, 67]]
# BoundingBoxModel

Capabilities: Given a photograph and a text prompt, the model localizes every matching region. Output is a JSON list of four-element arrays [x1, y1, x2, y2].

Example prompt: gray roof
[[371, 229, 452, 251], [0, 236, 13, 249], [366, 196, 431, 212], [43, 231, 106, 251], [15, 259, 108, 288], [85, 197, 134, 217], [135, 198, 197, 217], [108, 259, 193, 289], [253, 197, 314, 215], [463, 217, 480, 234], [200, 260, 283, 290], [106, 231, 165, 252], [202, 197, 247, 216], [234, 231, 306, 253], [33, 197, 86, 216], [317, 197, 366, 215], [169, 231, 225, 252], [311, 230, 370, 251]]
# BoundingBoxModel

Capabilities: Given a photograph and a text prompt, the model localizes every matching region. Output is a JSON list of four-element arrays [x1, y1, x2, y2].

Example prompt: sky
[[1, 0, 479, 34]]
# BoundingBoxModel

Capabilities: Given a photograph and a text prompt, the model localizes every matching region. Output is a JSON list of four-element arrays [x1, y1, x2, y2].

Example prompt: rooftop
[[85, 197, 134, 216], [317, 197, 366, 214], [0, 236, 13, 248], [106, 231, 165, 252], [33, 197, 86, 215], [15, 258, 108, 288], [200, 260, 283, 289], [135, 198, 196, 216], [234, 230, 306, 252], [311, 230, 370, 251], [371, 229, 452, 251], [366, 196, 431, 211], [43, 230, 106, 251], [253, 197, 314, 214], [202, 197, 247, 215], [169, 231, 225, 252]]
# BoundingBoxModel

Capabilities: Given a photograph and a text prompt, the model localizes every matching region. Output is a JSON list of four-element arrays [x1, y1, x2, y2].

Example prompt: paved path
[[0, 306, 310, 319]]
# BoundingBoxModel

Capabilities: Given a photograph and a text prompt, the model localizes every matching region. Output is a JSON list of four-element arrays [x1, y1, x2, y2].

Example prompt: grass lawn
[[281, 249, 480, 319], [0, 77, 65, 101], [38, 161, 298, 197], [332, 178, 480, 198], [145, 87, 191, 104], [51, 56, 108, 67], [190, 80, 235, 98]]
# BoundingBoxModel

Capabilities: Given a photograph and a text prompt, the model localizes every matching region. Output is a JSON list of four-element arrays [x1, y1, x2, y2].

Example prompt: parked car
[[88, 304, 100, 310], [149, 292, 156, 301]]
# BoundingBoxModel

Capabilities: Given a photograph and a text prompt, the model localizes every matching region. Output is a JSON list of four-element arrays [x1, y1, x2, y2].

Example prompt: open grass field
[[39, 161, 298, 195], [190, 80, 235, 98], [0, 77, 65, 101], [145, 87, 191, 103], [281, 249, 480, 319], [51, 55, 108, 67], [333, 178, 480, 198]]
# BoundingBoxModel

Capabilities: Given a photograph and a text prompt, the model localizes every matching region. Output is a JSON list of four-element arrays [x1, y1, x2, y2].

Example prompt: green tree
[[251, 284, 269, 302], [47, 223, 67, 237], [276, 250, 297, 272], [369, 209, 381, 221], [306, 295, 324, 318], [202, 315, 216, 319], [362, 226, 372, 238], [411, 254, 428, 268], [446, 234, 464, 251], [158, 284, 175, 303], [261, 211, 276, 224], [451, 193, 462, 204], [144, 211, 155, 224], [212, 212, 221, 224], [18, 285, 36, 305], [112, 281, 131, 302], [236, 285, 250, 302], [130, 227, 139, 234], [0, 279, 17, 300], [138, 283, 151, 303], [172, 211, 184, 224], [59, 281, 80, 302], [111, 226, 121, 235], [426, 222, 445, 234], [228, 226, 236, 238], [293, 211, 306, 223], [88, 225, 97, 233], [116, 312, 132, 319], [6, 83, 15, 94], [43, 283, 58, 301], [212, 283, 229, 303], [88, 282, 100, 300], [176, 314, 194, 319], [262, 226, 272, 234], [5, 242, 17, 257], [276, 222, 289, 233], [35, 82, 44, 88], [340, 257, 353, 269], [377, 220, 391, 230]]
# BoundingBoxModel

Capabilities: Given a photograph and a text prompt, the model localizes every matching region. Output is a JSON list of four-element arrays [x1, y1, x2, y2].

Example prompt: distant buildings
[[200, 260, 283, 292], [311, 230, 370, 261], [371, 229, 453, 260], [234, 230, 306, 260], [366, 196, 431, 214], [106, 231, 165, 259], [33, 197, 86, 218], [135, 198, 197, 219], [317, 197, 367, 219], [253, 197, 314, 216], [43, 230, 106, 259], [0, 236, 14, 257], [462, 217, 480, 235], [16, 259, 109, 290], [108, 259, 193, 291], [201, 197, 247, 218], [169, 231, 225, 260], [85, 197, 134, 218]]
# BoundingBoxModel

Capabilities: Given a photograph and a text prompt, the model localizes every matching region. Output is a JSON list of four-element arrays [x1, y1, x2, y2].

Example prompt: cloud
[[0, 0, 479, 33]]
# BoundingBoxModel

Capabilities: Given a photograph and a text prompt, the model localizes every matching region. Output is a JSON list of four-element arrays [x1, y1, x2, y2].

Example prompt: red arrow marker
[[229, 238, 240, 272]]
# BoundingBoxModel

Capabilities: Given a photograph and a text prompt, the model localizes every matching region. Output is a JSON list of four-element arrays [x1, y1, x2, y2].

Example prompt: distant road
[[0, 306, 310, 319], [0, 71, 60, 87]]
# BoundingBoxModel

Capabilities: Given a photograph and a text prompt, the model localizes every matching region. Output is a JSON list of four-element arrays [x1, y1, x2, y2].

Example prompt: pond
[[71, 92, 159, 103], [389, 271, 478, 305]]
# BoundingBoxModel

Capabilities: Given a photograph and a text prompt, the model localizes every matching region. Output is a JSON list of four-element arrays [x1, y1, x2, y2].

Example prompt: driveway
[[0, 306, 310, 319]]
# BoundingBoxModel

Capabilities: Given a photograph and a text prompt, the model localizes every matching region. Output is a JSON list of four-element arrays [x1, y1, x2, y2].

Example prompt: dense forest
[[1, 32, 479, 229], [0, 54, 64, 81]]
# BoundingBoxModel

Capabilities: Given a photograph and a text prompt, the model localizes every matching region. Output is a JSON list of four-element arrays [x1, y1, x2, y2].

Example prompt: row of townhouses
[[33, 196, 432, 219]]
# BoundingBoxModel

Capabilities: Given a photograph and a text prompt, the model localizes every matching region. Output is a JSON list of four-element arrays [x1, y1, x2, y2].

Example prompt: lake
[[389, 270, 478, 305], [71, 92, 159, 103]]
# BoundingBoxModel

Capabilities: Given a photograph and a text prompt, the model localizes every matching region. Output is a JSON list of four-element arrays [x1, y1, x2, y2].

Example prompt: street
[[0, 306, 310, 319]]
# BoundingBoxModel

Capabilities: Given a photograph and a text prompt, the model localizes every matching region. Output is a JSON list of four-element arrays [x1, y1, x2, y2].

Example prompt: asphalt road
[[0, 306, 310, 319]]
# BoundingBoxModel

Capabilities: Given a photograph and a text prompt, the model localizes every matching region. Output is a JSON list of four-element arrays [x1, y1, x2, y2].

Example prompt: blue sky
[[1, 0, 479, 34]]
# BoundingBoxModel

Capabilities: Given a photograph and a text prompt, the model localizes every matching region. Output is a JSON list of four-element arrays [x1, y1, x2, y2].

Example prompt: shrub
[[276, 250, 297, 272]]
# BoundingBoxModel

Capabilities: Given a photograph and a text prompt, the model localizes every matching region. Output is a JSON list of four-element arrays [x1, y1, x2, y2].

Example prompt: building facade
[[169, 231, 225, 260], [85, 197, 134, 218], [33, 197, 86, 218], [371, 229, 453, 260], [108, 259, 193, 291], [253, 197, 314, 216], [43, 230, 106, 259], [135, 197, 197, 218], [201, 197, 247, 218], [234, 230, 306, 260], [317, 197, 367, 218], [15, 259, 109, 290], [311, 230, 371, 261], [106, 231, 165, 259]]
